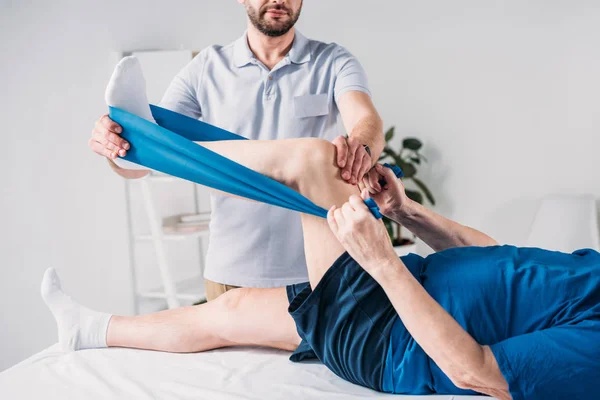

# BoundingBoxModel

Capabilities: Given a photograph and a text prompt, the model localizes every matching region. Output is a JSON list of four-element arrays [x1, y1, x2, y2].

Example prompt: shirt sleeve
[[332, 45, 371, 104], [158, 52, 203, 119], [489, 322, 600, 400]]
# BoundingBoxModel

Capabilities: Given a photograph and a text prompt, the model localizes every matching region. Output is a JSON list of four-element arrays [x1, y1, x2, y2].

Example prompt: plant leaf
[[405, 189, 423, 204], [403, 138, 422, 151], [410, 157, 421, 164], [384, 127, 395, 142], [412, 177, 436, 205], [399, 162, 416, 178], [384, 146, 399, 159]]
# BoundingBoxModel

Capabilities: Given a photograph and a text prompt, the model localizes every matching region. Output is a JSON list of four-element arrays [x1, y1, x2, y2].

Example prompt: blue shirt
[[159, 31, 371, 287], [384, 246, 600, 399]]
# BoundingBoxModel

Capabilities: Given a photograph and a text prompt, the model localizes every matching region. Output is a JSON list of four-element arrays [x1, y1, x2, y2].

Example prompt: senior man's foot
[[105, 56, 156, 170], [41, 268, 112, 351]]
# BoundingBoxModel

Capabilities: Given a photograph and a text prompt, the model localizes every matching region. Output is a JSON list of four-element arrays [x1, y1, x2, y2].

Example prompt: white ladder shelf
[[125, 172, 209, 314]]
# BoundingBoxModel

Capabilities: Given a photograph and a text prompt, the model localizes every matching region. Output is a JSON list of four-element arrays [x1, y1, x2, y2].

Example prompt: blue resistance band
[[109, 105, 403, 220]]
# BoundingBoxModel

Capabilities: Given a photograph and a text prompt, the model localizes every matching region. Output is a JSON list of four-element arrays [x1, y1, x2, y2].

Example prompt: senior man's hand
[[332, 135, 372, 185], [327, 189, 398, 274], [359, 163, 411, 220]]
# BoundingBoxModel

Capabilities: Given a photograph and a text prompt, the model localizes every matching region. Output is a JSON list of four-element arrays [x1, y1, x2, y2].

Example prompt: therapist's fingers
[[89, 138, 118, 159], [97, 129, 126, 152], [357, 177, 366, 193], [342, 142, 356, 182], [90, 115, 129, 161], [341, 137, 362, 182], [92, 130, 126, 158], [100, 114, 123, 135], [351, 151, 365, 184], [97, 115, 129, 149], [357, 156, 372, 184], [332, 135, 348, 169], [360, 176, 370, 194]]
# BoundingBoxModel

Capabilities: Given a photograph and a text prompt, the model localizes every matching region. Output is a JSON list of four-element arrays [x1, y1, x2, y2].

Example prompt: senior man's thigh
[[214, 286, 301, 351]]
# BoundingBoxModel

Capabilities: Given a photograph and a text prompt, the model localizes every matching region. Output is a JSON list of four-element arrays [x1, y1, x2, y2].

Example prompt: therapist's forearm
[[348, 114, 384, 162], [370, 258, 489, 390], [107, 158, 150, 179], [393, 200, 498, 251]]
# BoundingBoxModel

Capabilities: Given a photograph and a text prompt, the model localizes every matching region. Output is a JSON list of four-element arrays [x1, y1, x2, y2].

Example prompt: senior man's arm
[[372, 257, 511, 399], [370, 165, 498, 251], [327, 194, 511, 400], [395, 199, 498, 251]]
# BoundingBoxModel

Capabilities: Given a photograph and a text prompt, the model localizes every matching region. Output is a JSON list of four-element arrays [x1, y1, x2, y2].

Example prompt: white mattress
[[0, 345, 489, 399]]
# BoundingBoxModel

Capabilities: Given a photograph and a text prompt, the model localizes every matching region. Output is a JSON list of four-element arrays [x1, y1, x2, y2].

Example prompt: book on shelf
[[162, 213, 211, 233]]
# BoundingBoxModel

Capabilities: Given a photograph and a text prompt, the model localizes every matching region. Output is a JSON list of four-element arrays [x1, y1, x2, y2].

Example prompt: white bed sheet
[[0, 345, 489, 399]]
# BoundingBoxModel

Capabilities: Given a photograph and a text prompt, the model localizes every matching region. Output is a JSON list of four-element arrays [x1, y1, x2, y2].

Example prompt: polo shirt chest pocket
[[293, 93, 330, 138]]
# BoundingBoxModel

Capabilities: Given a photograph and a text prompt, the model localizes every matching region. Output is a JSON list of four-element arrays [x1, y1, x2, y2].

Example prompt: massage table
[[0, 344, 490, 399]]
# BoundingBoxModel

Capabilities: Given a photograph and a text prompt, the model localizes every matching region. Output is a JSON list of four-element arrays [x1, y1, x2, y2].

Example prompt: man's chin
[[263, 16, 290, 25], [262, 25, 293, 35], [266, 24, 289, 32]]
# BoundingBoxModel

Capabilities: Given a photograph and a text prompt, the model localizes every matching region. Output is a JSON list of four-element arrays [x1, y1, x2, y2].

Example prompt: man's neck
[[246, 24, 295, 70]]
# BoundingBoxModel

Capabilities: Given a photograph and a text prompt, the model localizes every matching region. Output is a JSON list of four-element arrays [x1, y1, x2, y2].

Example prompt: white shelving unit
[[126, 172, 209, 314]]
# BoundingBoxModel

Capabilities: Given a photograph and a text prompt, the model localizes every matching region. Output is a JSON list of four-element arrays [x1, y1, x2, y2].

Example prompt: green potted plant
[[378, 127, 436, 255]]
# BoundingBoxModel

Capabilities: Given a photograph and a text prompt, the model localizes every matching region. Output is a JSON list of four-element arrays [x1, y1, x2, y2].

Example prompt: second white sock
[[41, 268, 112, 351]]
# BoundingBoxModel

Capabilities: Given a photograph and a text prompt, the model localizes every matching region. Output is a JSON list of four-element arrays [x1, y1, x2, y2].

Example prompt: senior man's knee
[[211, 288, 253, 340], [306, 138, 337, 166], [289, 138, 339, 188], [216, 287, 253, 314]]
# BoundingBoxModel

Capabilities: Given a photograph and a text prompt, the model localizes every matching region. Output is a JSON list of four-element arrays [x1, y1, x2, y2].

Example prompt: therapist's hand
[[359, 163, 411, 221], [89, 114, 129, 160], [327, 190, 398, 273], [333, 135, 372, 186]]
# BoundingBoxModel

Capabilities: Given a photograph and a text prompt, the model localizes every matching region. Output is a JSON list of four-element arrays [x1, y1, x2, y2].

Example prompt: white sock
[[41, 268, 112, 351], [105, 55, 156, 170]]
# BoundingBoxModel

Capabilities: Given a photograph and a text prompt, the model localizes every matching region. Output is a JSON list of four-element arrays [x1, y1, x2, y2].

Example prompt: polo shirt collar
[[288, 30, 311, 65], [233, 32, 255, 67], [233, 30, 311, 68]]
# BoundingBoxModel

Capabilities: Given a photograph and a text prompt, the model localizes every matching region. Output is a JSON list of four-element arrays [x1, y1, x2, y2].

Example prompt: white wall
[[1, 0, 599, 371]]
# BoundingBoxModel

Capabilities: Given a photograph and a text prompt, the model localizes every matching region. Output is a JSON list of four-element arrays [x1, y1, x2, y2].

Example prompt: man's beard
[[246, 2, 302, 37]]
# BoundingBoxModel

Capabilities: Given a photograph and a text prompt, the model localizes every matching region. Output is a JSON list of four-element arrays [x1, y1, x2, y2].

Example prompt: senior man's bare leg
[[42, 138, 363, 353], [42, 267, 299, 352]]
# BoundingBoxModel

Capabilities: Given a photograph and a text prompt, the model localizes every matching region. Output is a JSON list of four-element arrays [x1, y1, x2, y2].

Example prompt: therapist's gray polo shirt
[[160, 31, 371, 287]]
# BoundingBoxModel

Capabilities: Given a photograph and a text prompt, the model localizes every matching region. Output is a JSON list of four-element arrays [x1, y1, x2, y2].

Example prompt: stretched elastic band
[[363, 198, 383, 219], [383, 163, 404, 178], [109, 105, 402, 220]]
